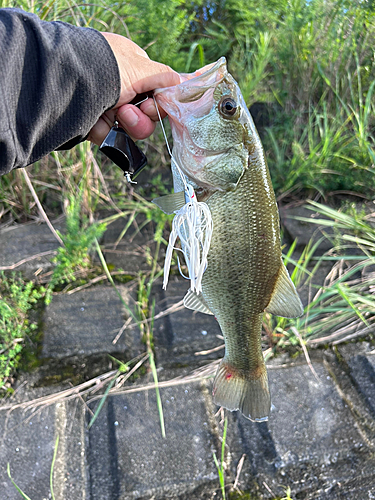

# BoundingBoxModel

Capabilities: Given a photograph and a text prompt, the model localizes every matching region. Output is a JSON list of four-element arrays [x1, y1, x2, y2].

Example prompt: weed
[[264, 201, 375, 349], [88, 356, 132, 429], [0, 273, 45, 390], [228, 493, 254, 500], [7, 463, 32, 500], [213, 416, 228, 499], [0, 0, 373, 210], [46, 191, 106, 303], [280, 486, 294, 500]]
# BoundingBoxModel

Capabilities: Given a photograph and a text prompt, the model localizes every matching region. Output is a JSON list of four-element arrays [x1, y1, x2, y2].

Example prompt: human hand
[[88, 34, 180, 146]]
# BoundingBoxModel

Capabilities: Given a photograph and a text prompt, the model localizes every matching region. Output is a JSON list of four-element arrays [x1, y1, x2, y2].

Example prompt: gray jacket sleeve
[[0, 8, 121, 175]]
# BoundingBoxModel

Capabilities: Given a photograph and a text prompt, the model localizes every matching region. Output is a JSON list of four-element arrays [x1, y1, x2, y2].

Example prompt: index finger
[[131, 62, 180, 96]]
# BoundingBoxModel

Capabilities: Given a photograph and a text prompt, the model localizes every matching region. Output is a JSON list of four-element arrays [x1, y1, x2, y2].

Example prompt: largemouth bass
[[154, 58, 303, 422]]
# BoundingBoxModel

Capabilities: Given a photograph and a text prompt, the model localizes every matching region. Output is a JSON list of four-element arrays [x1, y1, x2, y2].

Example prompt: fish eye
[[219, 97, 238, 117]]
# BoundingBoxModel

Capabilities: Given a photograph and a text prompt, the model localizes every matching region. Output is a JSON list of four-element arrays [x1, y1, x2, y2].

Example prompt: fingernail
[[120, 108, 139, 127]]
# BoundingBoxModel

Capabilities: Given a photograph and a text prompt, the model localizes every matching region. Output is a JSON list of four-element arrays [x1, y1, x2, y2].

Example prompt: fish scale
[[154, 57, 304, 421], [202, 157, 280, 381]]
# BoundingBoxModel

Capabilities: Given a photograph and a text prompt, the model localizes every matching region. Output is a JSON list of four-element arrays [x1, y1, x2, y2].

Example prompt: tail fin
[[212, 361, 270, 422]]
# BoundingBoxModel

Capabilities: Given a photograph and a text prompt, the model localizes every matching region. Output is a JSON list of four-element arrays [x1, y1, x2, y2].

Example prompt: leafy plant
[[45, 191, 106, 303], [0, 273, 44, 389]]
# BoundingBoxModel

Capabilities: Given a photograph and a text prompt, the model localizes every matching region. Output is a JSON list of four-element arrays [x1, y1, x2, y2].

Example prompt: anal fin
[[265, 263, 304, 318], [152, 191, 186, 214], [184, 289, 213, 315]]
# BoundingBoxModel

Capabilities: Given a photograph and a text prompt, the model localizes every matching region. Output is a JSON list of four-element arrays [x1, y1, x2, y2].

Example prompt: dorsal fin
[[265, 263, 304, 318], [184, 289, 213, 315], [152, 191, 185, 214]]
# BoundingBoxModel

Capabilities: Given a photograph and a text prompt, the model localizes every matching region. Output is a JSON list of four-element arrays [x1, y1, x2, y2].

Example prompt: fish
[[153, 57, 303, 422]]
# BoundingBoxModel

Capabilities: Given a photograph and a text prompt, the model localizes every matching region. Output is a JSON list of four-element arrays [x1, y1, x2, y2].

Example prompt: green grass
[[7, 464, 32, 500], [263, 200, 375, 350], [45, 190, 107, 304], [0, 0, 373, 202], [213, 417, 228, 499], [0, 273, 45, 390]]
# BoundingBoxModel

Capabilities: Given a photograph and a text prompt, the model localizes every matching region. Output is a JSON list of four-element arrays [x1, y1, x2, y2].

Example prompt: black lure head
[[99, 124, 147, 184]]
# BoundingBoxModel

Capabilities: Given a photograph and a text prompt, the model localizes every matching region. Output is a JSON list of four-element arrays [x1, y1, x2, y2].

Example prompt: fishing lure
[[161, 182, 212, 294], [99, 121, 147, 183], [152, 98, 213, 294], [99, 92, 213, 292], [99, 94, 150, 183]]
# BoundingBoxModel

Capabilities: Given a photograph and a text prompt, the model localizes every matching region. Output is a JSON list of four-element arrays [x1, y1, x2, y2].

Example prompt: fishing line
[[153, 97, 189, 193], [133, 95, 150, 107], [153, 96, 213, 294]]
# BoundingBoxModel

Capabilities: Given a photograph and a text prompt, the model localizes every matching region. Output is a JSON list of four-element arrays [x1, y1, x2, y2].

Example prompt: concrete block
[[87, 374, 219, 499], [227, 361, 375, 499], [346, 352, 375, 417], [42, 285, 141, 359], [153, 279, 223, 366], [98, 215, 158, 273], [0, 395, 87, 500], [336, 344, 375, 417], [0, 221, 63, 278]]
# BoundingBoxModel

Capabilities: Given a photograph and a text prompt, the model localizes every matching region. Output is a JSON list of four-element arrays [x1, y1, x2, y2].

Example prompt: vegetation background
[[0, 0, 374, 200], [0, 0, 374, 383], [0, 1, 375, 498]]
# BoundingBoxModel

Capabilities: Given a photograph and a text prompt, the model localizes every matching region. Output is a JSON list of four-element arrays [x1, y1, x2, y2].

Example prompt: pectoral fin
[[152, 191, 186, 214], [184, 289, 213, 315], [265, 264, 304, 318]]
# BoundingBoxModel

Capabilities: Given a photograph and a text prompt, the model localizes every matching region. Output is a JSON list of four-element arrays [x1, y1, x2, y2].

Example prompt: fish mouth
[[154, 57, 227, 117], [154, 57, 227, 97]]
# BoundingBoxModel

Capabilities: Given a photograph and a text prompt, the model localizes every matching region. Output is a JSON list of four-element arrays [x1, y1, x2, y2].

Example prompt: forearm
[[0, 8, 121, 175]]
